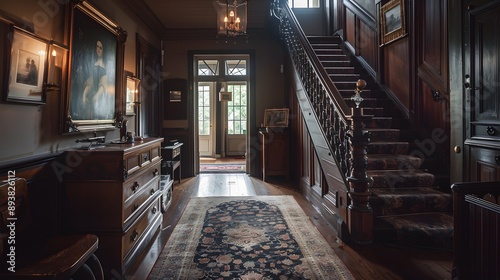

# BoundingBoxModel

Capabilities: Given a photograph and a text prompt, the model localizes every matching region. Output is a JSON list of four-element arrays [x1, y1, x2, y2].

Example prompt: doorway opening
[[194, 54, 249, 173]]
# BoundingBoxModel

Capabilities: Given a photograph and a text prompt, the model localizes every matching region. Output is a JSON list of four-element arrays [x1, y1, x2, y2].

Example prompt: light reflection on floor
[[195, 174, 256, 197]]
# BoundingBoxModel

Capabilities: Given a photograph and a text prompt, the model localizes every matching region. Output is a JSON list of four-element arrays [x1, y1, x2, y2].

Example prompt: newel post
[[347, 79, 373, 245]]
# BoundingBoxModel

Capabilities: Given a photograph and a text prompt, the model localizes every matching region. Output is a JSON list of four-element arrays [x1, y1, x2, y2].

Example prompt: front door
[[463, 1, 500, 181], [198, 82, 215, 157]]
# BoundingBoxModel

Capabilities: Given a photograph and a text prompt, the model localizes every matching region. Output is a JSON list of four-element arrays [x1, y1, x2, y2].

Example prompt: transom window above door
[[198, 60, 219, 76], [226, 59, 246, 75]]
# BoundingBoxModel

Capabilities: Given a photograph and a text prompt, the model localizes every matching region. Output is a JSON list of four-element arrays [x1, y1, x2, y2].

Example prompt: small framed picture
[[264, 108, 289, 127], [170, 90, 181, 102], [380, 0, 406, 45], [219, 91, 232, 102], [4, 26, 48, 104]]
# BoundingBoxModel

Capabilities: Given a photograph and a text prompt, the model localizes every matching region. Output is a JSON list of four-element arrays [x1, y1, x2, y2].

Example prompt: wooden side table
[[161, 142, 183, 184], [260, 130, 289, 182]]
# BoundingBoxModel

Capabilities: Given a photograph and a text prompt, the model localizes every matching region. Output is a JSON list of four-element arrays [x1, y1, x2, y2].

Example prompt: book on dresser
[[61, 137, 164, 278]]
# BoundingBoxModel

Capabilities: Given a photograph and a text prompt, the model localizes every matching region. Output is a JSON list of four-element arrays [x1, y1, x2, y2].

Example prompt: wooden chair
[[0, 178, 104, 279]]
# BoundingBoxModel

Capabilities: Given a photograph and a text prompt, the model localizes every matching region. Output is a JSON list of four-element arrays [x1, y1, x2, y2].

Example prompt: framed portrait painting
[[65, 1, 126, 132], [380, 0, 406, 45], [3, 26, 48, 104]]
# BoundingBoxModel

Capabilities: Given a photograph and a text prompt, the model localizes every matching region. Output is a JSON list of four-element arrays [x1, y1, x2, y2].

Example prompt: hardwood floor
[[127, 174, 453, 280]]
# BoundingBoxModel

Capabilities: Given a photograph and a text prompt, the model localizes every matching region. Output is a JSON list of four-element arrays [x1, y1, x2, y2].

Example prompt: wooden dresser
[[62, 137, 163, 277]]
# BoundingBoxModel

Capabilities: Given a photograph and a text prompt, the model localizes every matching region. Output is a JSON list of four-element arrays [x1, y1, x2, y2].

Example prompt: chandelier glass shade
[[214, 0, 248, 39]]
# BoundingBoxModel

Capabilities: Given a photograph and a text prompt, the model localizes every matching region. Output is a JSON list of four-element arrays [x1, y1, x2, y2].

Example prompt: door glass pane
[[198, 60, 219, 76], [227, 83, 247, 134], [198, 85, 210, 135]]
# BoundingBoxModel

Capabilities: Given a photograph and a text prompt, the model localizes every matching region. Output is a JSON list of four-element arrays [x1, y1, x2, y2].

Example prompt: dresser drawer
[[123, 176, 160, 227], [123, 161, 161, 204], [122, 196, 161, 260], [151, 145, 160, 162]]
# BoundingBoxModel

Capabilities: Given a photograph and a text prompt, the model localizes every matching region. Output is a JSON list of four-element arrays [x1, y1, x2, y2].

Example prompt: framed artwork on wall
[[380, 0, 406, 45], [3, 26, 48, 105], [264, 108, 289, 128], [169, 90, 181, 102], [64, 1, 127, 133], [219, 91, 232, 102]]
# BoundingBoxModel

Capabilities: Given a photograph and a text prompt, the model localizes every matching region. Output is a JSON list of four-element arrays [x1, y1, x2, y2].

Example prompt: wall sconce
[[125, 75, 140, 115], [45, 41, 68, 91]]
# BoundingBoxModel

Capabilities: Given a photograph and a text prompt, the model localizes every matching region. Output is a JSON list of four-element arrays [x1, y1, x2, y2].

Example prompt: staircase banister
[[279, 3, 351, 117]]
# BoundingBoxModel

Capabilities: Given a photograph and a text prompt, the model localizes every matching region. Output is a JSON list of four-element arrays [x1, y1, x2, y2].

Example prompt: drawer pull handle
[[153, 169, 159, 176], [152, 206, 158, 214], [150, 189, 155, 196], [487, 126, 497, 136], [143, 154, 149, 161], [130, 230, 139, 242], [133, 204, 139, 211], [495, 155, 500, 165], [132, 182, 140, 192]]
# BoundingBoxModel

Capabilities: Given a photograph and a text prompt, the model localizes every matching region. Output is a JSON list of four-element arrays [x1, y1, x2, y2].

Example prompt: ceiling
[[140, 0, 270, 31]]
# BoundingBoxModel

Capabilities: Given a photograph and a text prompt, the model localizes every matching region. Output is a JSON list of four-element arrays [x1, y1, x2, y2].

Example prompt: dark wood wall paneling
[[343, 0, 378, 74], [357, 21, 378, 74], [340, 0, 450, 181], [382, 39, 410, 110], [0, 154, 63, 236], [345, 9, 356, 46], [413, 0, 450, 178]]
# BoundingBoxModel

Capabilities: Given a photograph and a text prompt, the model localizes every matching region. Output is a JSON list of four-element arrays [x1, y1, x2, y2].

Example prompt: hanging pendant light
[[213, 0, 248, 43]]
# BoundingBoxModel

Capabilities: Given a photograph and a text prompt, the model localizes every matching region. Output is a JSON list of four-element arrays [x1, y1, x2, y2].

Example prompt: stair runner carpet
[[308, 36, 453, 250]]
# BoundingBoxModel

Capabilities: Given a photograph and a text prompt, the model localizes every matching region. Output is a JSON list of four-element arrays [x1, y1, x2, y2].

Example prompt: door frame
[[190, 51, 255, 175], [448, 0, 464, 183], [197, 81, 217, 157]]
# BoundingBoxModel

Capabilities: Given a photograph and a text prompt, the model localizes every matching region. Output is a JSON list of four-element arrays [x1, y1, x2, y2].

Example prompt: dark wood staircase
[[309, 36, 453, 250]]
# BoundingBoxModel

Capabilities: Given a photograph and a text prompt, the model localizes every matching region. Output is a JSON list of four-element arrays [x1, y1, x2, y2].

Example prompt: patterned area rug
[[149, 196, 354, 279], [200, 164, 245, 173]]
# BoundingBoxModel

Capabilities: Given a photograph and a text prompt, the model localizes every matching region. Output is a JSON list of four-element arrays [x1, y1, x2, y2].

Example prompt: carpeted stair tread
[[367, 142, 409, 154], [363, 128, 401, 141], [370, 187, 452, 215], [359, 107, 385, 116], [365, 117, 393, 129], [378, 212, 453, 250], [367, 154, 422, 170], [368, 170, 436, 188]]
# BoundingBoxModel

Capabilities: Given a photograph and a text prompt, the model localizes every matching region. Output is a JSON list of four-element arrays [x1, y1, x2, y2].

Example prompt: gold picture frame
[[380, 0, 406, 45], [64, 1, 127, 133]]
